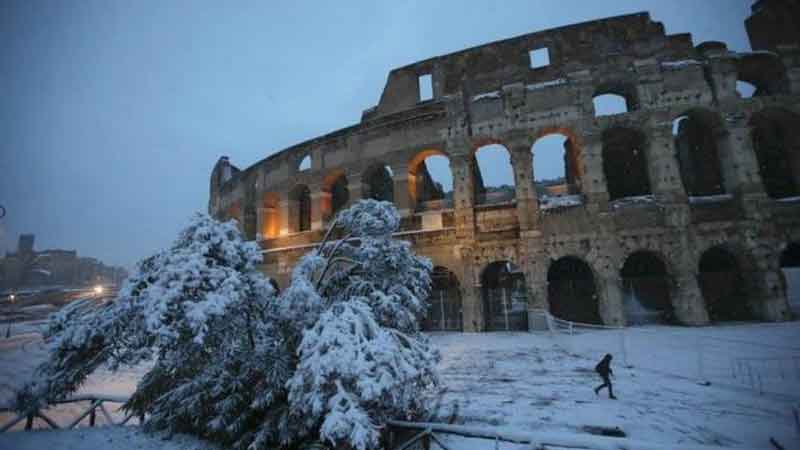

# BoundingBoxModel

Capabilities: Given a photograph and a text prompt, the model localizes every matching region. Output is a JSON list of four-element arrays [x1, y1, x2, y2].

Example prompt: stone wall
[[210, 11, 800, 331]]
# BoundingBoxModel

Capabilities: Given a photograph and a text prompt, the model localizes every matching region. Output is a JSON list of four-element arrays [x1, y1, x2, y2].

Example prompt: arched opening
[[673, 110, 726, 197], [780, 243, 800, 315], [474, 144, 515, 205], [592, 82, 637, 117], [736, 80, 757, 99], [593, 93, 629, 117], [298, 154, 312, 172], [698, 246, 752, 322], [362, 164, 394, 202], [750, 108, 800, 199], [259, 192, 280, 239], [547, 257, 601, 325], [408, 150, 453, 211], [422, 267, 463, 331], [289, 185, 311, 232], [481, 261, 529, 331], [621, 251, 673, 325], [322, 172, 349, 220], [602, 127, 651, 201], [532, 132, 583, 208]]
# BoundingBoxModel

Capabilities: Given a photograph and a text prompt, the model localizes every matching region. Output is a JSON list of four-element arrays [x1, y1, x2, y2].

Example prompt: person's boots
[[594, 386, 600, 396]]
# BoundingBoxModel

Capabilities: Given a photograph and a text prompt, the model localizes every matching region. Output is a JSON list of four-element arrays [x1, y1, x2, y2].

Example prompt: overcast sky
[[0, 0, 754, 268]]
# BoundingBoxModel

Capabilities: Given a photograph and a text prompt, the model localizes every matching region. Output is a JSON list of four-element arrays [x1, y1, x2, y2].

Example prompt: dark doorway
[[621, 252, 673, 324], [422, 267, 463, 331], [363, 165, 394, 202], [780, 243, 800, 316], [602, 127, 651, 201], [547, 257, 601, 325], [481, 261, 529, 331], [698, 246, 752, 322], [673, 111, 726, 197]]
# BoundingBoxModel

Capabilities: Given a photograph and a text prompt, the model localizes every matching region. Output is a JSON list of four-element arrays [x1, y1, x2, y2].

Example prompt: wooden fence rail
[[0, 394, 142, 433]]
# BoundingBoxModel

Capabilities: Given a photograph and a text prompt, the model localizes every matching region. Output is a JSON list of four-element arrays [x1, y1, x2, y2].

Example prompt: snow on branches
[[19, 201, 439, 450]]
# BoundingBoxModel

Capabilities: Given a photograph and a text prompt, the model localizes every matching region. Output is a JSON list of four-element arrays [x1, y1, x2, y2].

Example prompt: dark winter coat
[[595, 355, 613, 377]]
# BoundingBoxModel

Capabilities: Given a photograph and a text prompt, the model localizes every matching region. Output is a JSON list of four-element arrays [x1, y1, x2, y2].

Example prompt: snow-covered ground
[[0, 321, 799, 449], [428, 326, 800, 449]]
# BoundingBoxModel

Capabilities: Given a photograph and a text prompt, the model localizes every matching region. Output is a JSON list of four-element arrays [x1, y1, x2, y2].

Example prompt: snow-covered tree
[[280, 200, 440, 450], [19, 201, 439, 450]]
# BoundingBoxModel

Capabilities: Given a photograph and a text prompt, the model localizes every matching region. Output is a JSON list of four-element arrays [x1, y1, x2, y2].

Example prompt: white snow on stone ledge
[[539, 194, 583, 210], [777, 195, 800, 203], [610, 195, 657, 209], [526, 78, 567, 91], [472, 91, 501, 102], [689, 194, 734, 204], [660, 59, 703, 69]]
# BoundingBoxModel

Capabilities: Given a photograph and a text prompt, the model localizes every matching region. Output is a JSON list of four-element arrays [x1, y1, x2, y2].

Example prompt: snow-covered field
[[0, 321, 799, 449]]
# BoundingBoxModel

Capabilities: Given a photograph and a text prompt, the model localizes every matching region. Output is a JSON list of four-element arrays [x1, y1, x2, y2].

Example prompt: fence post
[[25, 413, 34, 430], [89, 406, 96, 427]]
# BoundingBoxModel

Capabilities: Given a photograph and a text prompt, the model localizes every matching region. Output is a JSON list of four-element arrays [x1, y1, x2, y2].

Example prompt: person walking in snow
[[594, 353, 616, 399]]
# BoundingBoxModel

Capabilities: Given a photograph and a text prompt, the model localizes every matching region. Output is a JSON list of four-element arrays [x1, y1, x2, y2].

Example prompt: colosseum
[[209, 1, 800, 332]]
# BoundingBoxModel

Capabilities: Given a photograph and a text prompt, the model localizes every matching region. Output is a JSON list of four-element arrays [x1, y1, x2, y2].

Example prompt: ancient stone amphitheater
[[210, 2, 800, 331]]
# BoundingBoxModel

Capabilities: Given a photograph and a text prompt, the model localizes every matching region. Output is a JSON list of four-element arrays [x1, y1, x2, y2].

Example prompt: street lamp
[[93, 285, 104, 296]]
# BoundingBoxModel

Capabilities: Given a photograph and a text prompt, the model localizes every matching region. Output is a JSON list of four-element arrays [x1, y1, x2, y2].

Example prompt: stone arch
[[473, 143, 516, 205], [698, 245, 753, 322], [532, 128, 584, 203], [297, 153, 312, 172], [547, 256, 601, 325], [749, 107, 800, 199], [288, 185, 311, 232], [779, 242, 800, 315], [408, 149, 453, 211], [480, 261, 529, 331], [673, 108, 727, 197], [322, 170, 349, 219], [259, 192, 281, 239], [737, 53, 789, 97], [422, 266, 463, 331], [620, 250, 674, 325], [592, 81, 638, 117], [601, 127, 651, 201], [362, 163, 394, 203]]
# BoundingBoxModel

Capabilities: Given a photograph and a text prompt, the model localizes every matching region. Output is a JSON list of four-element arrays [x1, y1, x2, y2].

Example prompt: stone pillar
[[524, 243, 549, 330], [279, 193, 292, 236], [392, 164, 413, 217], [698, 43, 738, 101], [778, 45, 800, 95], [748, 246, 792, 322], [672, 244, 710, 325], [310, 186, 328, 231], [598, 276, 625, 327], [456, 246, 482, 332], [579, 135, 609, 213], [510, 145, 538, 231], [721, 117, 770, 219], [450, 152, 476, 239], [647, 119, 687, 203]]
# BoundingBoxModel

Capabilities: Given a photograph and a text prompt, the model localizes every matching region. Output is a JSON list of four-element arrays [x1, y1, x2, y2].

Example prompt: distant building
[[0, 234, 127, 290]]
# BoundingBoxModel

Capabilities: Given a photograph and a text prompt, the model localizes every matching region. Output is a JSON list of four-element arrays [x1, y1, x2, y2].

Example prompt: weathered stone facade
[[210, 8, 800, 331]]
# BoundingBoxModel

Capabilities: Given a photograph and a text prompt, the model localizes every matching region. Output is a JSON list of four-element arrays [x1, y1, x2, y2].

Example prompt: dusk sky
[[1, 0, 753, 268]]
